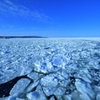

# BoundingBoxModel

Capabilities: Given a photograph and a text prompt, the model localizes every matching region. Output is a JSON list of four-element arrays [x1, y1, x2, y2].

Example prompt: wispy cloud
[[0, 0, 50, 22]]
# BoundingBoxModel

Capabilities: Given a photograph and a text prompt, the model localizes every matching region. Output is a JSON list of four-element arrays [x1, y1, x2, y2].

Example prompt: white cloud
[[0, 0, 50, 22]]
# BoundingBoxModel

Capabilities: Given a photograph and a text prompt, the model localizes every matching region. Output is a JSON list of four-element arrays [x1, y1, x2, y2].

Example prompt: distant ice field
[[0, 38, 100, 100]]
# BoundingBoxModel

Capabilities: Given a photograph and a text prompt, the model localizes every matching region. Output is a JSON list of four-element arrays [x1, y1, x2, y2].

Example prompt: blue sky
[[0, 0, 100, 37]]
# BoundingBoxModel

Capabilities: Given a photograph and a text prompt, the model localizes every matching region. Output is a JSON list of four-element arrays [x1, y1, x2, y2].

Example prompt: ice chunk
[[75, 79, 88, 94], [25, 81, 39, 92], [10, 78, 30, 96], [26, 90, 46, 100], [40, 62, 54, 73], [27, 72, 38, 81], [33, 61, 41, 72], [52, 55, 66, 68], [26, 91, 40, 100], [43, 87, 56, 96], [79, 93, 91, 100], [75, 79, 94, 99], [41, 74, 58, 87]]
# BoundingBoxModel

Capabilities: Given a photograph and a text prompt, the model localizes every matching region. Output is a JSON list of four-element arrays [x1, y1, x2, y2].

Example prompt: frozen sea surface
[[0, 38, 100, 100]]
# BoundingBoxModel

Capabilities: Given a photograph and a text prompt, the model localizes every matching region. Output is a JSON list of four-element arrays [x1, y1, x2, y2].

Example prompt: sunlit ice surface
[[0, 38, 100, 100]]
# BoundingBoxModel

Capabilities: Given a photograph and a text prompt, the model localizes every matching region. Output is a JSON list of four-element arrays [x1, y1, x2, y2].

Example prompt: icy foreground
[[0, 38, 100, 100]]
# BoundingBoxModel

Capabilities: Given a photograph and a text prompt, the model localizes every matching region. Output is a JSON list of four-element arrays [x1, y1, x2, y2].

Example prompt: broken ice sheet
[[0, 39, 100, 100]]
